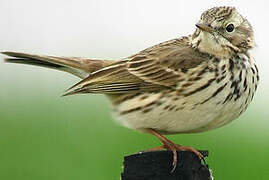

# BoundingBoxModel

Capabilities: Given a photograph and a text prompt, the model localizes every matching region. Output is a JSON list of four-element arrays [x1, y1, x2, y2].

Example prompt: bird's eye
[[226, 23, 234, 33]]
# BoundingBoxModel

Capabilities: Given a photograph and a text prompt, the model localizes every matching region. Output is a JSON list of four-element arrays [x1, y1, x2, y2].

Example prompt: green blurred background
[[1, 0, 269, 179]]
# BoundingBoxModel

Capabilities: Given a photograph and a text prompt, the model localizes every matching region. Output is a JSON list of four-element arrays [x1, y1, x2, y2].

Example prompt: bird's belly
[[111, 88, 247, 134], [113, 90, 248, 134]]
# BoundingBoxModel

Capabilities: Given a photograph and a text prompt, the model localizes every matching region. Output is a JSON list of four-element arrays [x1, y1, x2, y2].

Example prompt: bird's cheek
[[229, 36, 245, 48]]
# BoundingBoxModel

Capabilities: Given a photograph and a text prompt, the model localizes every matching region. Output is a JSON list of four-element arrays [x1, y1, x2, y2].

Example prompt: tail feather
[[4, 57, 63, 69], [2, 51, 118, 79]]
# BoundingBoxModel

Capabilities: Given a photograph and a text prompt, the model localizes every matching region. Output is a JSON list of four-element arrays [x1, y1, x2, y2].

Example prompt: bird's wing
[[65, 37, 210, 95], [127, 37, 210, 87], [63, 60, 166, 95]]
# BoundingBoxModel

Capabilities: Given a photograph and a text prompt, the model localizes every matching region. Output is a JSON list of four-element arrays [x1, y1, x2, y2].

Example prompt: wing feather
[[127, 36, 209, 87], [65, 36, 210, 95]]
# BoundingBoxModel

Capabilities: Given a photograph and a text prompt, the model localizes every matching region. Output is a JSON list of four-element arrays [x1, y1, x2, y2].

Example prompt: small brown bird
[[2, 6, 259, 170]]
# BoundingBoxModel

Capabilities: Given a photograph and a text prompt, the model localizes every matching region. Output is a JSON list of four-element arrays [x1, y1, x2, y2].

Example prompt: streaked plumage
[[2, 6, 259, 170]]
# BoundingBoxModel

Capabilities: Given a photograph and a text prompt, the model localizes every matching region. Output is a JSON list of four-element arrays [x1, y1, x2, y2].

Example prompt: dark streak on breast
[[200, 82, 228, 104], [120, 106, 142, 115], [229, 59, 235, 71], [184, 78, 216, 97], [216, 75, 226, 83], [197, 66, 209, 76], [222, 93, 233, 104], [251, 67, 255, 74]]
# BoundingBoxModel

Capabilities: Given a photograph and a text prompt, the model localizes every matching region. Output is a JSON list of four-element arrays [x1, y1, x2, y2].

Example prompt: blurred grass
[[0, 68, 268, 180]]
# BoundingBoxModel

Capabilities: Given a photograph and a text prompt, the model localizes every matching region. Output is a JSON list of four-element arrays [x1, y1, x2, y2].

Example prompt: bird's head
[[191, 6, 255, 58]]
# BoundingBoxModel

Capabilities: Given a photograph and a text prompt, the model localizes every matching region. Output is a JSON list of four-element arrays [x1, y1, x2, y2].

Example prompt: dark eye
[[226, 23, 234, 33]]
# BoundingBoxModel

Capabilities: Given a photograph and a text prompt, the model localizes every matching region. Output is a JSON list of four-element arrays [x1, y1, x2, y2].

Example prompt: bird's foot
[[164, 143, 205, 172], [146, 128, 205, 172]]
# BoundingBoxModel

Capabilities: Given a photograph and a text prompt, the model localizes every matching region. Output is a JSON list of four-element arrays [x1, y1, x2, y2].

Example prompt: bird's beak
[[195, 23, 213, 33]]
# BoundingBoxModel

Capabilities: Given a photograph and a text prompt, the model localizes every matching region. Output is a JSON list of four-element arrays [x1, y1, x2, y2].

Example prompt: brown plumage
[[63, 37, 213, 96], [3, 51, 118, 78]]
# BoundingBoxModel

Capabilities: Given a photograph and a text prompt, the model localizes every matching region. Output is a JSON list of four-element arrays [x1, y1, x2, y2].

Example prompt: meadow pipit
[[2, 6, 259, 170]]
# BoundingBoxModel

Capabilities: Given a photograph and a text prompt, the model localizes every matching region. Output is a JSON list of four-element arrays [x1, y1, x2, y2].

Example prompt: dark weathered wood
[[121, 150, 212, 180]]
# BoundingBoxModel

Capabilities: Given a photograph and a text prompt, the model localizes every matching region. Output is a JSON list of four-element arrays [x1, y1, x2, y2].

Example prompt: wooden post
[[121, 150, 212, 180]]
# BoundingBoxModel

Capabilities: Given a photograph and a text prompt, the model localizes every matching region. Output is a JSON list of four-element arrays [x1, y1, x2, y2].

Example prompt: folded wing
[[64, 37, 209, 95]]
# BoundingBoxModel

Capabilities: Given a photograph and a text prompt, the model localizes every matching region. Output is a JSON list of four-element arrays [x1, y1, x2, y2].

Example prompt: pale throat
[[191, 31, 236, 59]]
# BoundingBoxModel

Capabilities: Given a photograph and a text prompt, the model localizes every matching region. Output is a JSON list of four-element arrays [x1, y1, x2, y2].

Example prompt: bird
[[2, 6, 259, 171]]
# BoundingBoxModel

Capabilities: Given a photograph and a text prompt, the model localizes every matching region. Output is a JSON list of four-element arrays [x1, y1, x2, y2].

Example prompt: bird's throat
[[191, 31, 233, 59]]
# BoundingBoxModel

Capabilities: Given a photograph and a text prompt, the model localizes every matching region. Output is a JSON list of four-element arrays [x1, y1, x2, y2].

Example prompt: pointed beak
[[195, 23, 213, 33]]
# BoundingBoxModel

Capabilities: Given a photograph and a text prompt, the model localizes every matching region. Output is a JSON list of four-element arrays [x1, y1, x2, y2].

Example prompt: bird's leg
[[146, 128, 205, 172]]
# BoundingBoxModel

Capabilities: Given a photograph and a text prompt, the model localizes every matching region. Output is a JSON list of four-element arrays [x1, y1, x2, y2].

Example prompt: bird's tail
[[2, 51, 118, 79]]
